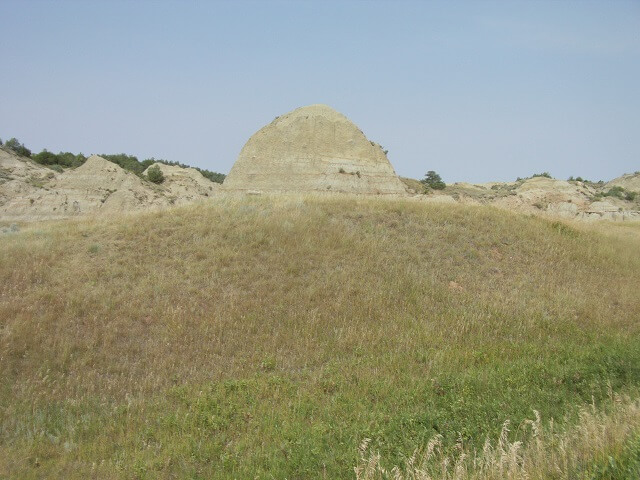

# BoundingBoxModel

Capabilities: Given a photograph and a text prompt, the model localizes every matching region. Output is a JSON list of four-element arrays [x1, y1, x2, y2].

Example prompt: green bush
[[32, 150, 58, 165], [421, 170, 446, 190], [4, 137, 31, 158], [101, 153, 144, 174], [146, 165, 165, 184], [32, 150, 86, 168]]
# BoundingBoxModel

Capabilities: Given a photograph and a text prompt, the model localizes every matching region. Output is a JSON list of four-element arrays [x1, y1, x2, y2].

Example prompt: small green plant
[[260, 356, 276, 372], [146, 165, 165, 184], [338, 168, 346, 174], [421, 170, 445, 190]]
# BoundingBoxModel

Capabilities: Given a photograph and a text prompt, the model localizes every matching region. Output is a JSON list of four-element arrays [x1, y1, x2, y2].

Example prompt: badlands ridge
[[1, 104, 639, 223]]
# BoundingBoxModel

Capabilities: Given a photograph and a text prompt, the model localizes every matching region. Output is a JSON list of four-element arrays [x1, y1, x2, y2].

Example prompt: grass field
[[1, 195, 639, 478]]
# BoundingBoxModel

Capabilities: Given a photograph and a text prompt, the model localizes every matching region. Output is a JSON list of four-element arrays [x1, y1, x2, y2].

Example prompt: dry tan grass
[[1, 194, 639, 478]]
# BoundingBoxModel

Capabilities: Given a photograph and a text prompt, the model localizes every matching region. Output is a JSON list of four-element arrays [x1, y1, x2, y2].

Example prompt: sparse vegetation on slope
[[1, 196, 640, 478]]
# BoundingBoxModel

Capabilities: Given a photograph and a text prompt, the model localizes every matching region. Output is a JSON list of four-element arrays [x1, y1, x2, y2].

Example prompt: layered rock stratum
[[223, 104, 408, 194]]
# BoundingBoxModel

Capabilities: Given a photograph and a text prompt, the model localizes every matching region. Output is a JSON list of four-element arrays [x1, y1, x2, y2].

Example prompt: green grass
[[1, 195, 639, 478]]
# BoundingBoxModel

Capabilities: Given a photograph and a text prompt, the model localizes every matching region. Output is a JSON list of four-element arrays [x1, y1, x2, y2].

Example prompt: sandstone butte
[[223, 104, 408, 194]]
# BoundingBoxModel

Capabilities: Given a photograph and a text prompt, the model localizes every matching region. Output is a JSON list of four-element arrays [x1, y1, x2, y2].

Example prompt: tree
[[421, 170, 446, 190], [146, 165, 165, 184]]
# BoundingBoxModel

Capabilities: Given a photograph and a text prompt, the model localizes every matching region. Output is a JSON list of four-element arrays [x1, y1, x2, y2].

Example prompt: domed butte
[[223, 104, 407, 194]]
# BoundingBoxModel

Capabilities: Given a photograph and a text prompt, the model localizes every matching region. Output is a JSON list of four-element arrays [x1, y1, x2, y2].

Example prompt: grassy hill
[[1, 195, 640, 478]]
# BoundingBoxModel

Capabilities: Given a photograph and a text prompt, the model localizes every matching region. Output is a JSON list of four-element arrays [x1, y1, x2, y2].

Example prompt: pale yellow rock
[[143, 163, 220, 205], [450, 182, 487, 190], [224, 104, 408, 194], [587, 200, 620, 213]]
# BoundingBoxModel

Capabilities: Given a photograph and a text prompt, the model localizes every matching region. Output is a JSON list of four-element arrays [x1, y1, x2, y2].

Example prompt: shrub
[[532, 172, 552, 178], [603, 186, 626, 200], [32, 150, 59, 165], [33, 150, 86, 168], [4, 137, 31, 158], [146, 165, 165, 184], [101, 153, 144, 174], [421, 170, 446, 190]]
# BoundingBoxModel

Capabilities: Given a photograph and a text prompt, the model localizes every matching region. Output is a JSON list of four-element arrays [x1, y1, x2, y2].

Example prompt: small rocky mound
[[143, 163, 220, 204], [223, 104, 407, 194]]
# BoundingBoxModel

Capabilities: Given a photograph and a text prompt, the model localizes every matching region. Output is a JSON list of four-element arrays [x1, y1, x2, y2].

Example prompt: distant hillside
[[403, 172, 640, 222], [0, 137, 225, 182], [1, 196, 639, 477], [0, 148, 220, 221]]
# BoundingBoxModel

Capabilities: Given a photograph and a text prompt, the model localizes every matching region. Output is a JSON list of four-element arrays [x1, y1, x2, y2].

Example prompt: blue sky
[[1, 0, 638, 183]]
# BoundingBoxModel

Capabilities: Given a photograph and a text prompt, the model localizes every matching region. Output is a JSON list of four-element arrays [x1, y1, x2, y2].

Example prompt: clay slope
[[0, 150, 218, 222], [224, 104, 408, 194], [605, 172, 640, 192]]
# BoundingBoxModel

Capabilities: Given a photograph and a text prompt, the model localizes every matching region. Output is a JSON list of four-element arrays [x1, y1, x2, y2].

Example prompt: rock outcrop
[[0, 150, 219, 222], [224, 104, 407, 194], [427, 175, 640, 222], [143, 163, 220, 204]]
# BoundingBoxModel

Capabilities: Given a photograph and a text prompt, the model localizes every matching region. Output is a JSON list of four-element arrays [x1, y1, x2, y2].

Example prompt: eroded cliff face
[[223, 104, 408, 195]]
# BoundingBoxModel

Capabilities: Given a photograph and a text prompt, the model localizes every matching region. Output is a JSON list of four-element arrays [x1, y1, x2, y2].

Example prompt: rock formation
[[224, 104, 407, 194], [142, 162, 220, 203], [424, 175, 640, 222], [0, 149, 219, 222]]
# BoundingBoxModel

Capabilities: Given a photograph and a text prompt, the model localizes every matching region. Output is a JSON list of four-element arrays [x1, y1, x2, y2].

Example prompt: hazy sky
[[1, 0, 638, 183]]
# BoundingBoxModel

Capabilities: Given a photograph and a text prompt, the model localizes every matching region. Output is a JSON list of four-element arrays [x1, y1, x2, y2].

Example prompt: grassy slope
[[1, 195, 639, 478]]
